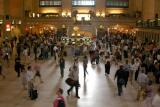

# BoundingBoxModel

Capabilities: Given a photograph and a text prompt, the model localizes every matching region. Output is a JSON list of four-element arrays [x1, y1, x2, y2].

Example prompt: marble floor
[[0, 57, 141, 107]]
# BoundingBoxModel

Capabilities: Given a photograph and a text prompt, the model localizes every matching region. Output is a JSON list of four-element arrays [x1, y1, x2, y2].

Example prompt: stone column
[[142, 0, 155, 19], [3, 0, 10, 38], [95, 0, 106, 14], [155, 0, 160, 18], [0, 0, 4, 42], [62, 0, 72, 13], [33, 0, 40, 13], [0, 0, 4, 16], [128, 0, 134, 16]]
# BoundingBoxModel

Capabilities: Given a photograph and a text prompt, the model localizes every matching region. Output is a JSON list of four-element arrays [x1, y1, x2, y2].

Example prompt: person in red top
[[53, 88, 66, 107]]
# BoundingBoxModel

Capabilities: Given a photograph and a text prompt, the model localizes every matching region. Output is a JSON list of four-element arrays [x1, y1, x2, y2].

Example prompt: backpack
[[58, 99, 65, 107], [118, 78, 125, 85]]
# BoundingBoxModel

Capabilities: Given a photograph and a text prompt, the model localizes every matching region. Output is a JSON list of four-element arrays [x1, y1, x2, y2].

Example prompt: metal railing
[[136, 19, 160, 29]]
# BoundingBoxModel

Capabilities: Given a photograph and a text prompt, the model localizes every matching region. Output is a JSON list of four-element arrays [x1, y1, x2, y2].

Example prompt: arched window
[[72, 0, 95, 6], [106, 0, 129, 8], [39, 0, 62, 7]]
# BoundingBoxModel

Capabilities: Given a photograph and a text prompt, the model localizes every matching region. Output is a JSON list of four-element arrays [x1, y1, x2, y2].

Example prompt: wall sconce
[[67, 12, 71, 17], [32, 13, 35, 18], [96, 12, 105, 18], [37, 14, 40, 18], [11, 20, 15, 25], [62, 12, 71, 17], [18, 20, 22, 25], [50, 26, 53, 30], [29, 26, 33, 29], [77, 34, 81, 36], [99, 25, 104, 29], [0, 20, 3, 24], [72, 33, 75, 36], [96, 12, 100, 17], [101, 13, 105, 17], [62, 12, 66, 17], [62, 24, 66, 28]]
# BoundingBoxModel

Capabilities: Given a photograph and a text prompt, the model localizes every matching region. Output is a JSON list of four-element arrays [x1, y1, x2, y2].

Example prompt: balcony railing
[[136, 19, 160, 29]]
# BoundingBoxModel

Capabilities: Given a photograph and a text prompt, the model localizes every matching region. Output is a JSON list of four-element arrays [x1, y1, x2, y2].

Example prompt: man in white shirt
[[26, 66, 34, 90], [157, 54, 160, 62], [137, 67, 148, 87], [134, 58, 141, 81], [137, 68, 149, 100], [53, 45, 58, 52], [67, 63, 80, 98]]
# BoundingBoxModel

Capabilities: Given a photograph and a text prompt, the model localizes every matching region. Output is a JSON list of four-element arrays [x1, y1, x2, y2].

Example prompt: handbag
[[65, 78, 76, 86]]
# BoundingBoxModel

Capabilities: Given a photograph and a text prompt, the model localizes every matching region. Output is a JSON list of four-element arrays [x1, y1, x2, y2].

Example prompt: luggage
[[29, 89, 38, 100], [29, 82, 38, 100]]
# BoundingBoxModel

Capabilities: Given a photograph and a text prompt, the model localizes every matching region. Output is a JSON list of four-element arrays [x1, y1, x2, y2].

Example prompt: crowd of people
[[0, 30, 160, 107]]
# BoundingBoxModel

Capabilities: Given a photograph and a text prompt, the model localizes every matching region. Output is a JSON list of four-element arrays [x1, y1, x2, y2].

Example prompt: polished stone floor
[[0, 56, 141, 107]]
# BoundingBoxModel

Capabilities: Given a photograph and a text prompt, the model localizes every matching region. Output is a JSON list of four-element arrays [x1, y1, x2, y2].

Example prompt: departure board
[[106, 0, 129, 8]]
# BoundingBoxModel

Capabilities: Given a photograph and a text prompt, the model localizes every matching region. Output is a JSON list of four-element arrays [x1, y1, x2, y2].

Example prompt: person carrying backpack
[[53, 88, 66, 107], [114, 65, 126, 96]]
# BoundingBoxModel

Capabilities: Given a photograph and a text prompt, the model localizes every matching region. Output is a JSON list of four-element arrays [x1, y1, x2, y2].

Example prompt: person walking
[[130, 61, 137, 84], [137, 67, 149, 101], [67, 63, 80, 98], [95, 49, 100, 64], [152, 86, 160, 107], [53, 88, 66, 107], [34, 63, 43, 83], [114, 65, 125, 96], [59, 56, 65, 78], [104, 56, 111, 76], [135, 58, 141, 81], [143, 80, 153, 107], [21, 65, 27, 89], [123, 60, 130, 87], [55, 51, 59, 65], [83, 55, 88, 79], [26, 66, 35, 97], [0, 58, 5, 79], [14, 56, 21, 77]]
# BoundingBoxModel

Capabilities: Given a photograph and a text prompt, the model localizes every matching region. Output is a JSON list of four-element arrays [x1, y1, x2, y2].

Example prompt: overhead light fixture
[[12, 20, 15, 25], [96, 12, 105, 18], [37, 14, 40, 18], [96, 12, 100, 17], [33, 13, 35, 18], [18, 20, 22, 24], [0, 20, 3, 24]]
